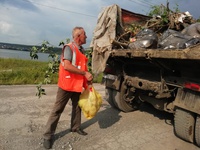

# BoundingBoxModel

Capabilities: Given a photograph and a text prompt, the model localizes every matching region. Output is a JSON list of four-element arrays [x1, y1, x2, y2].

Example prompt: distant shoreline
[[0, 47, 30, 51], [0, 48, 54, 62], [0, 42, 62, 54]]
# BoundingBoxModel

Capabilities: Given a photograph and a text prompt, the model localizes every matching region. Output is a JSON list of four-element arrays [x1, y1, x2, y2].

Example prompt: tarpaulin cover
[[90, 4, 123, 74]]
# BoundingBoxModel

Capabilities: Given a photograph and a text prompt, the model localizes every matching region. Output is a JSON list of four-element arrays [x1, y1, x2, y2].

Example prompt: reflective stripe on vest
[[71, 44, 76, 66], [61, 43, 77, 66]]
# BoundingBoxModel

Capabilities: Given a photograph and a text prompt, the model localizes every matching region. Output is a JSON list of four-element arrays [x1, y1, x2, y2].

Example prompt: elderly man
[[43, 26, 93, 149]]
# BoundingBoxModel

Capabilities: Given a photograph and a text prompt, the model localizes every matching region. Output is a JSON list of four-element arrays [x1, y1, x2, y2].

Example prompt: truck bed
[[110, 43, 200, 60]]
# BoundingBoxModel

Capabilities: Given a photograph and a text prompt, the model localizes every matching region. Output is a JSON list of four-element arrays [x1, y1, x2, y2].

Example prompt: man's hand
[[84, 71, 93, 81]]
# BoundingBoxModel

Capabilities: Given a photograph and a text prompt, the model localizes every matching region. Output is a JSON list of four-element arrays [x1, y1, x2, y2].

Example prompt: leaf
[[36, 84, 46, 98]]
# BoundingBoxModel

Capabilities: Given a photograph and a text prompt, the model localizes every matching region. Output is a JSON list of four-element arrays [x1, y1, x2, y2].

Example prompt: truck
[[90, 4, 200, 147]]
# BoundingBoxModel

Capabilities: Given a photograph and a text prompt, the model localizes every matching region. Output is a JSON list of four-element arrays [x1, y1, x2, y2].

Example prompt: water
[[0, 49, 56, 62]]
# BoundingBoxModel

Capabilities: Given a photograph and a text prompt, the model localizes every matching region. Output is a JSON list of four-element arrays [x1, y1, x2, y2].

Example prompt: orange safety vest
[[58, 42, 88, 92]]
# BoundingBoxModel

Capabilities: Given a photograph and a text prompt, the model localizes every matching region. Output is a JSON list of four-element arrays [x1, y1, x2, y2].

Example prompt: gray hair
[[72, 27, 84, 38]]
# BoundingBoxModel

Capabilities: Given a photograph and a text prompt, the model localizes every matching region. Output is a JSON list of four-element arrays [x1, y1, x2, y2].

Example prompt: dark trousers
[[43, 87, 81, 140]]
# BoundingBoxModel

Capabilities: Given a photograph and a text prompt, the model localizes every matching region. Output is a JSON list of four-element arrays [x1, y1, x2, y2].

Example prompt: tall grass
[[0, 58, 58, 85], [0, 58, 102, 85]]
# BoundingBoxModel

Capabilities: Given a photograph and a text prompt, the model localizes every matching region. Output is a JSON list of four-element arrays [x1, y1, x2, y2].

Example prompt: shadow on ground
[[54, 104, 121, 142]]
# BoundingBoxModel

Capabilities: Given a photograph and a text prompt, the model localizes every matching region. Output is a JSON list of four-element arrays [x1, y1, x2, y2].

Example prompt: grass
[[0, 58, 102, 85], [0, 58, 58, 85]]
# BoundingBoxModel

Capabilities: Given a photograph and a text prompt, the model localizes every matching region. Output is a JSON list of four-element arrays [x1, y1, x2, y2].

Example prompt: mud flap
[[173, 88, 200, 115]]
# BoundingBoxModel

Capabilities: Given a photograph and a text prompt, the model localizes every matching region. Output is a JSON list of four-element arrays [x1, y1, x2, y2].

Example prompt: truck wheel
[[174, 107, 195, 143], [105, 81, 136, 112], [195, 115, 200, 147]]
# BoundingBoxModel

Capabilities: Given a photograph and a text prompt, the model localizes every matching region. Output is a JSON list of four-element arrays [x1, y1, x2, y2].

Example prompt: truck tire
[[105, 81, 136, 112], [195, 115, 200, 147], [174, 107, 195, 143]]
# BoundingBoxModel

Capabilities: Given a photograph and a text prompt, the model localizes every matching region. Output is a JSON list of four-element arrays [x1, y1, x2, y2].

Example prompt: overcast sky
[[0, 0, 199, 48]]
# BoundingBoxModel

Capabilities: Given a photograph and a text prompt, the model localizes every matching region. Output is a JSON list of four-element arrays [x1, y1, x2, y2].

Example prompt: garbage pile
[[115, 5, 200, 50], [90, 4, 200, 74]]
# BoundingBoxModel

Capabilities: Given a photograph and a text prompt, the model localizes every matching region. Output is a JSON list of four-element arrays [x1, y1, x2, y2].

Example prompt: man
[[43, 27, 93, 149]]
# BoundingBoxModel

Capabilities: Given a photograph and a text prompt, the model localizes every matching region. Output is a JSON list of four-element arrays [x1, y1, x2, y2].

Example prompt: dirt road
[[0, 83, 199, 150]]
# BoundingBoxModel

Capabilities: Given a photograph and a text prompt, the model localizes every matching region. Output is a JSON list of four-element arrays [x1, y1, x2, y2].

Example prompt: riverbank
[[0, 58, 103, 85], [0, 58, 58, 85]]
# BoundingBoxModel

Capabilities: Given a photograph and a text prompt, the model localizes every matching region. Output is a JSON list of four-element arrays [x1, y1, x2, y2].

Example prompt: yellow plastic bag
[[78, 86, 102, 119]]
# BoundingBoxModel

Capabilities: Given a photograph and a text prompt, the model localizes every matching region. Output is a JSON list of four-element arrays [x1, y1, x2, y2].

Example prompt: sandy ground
[[0, 83, 199, 150]]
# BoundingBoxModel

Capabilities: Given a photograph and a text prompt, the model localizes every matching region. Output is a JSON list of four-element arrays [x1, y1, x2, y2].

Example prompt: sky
[[0, 0, 200, 48]]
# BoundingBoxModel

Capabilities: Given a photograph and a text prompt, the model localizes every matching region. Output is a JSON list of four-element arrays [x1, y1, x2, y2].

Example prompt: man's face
[[79, 30, 87, 45]]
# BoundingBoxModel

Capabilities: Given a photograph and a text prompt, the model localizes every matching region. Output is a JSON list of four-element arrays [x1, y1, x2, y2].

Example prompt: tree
[[30, 40, 67, 98]]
